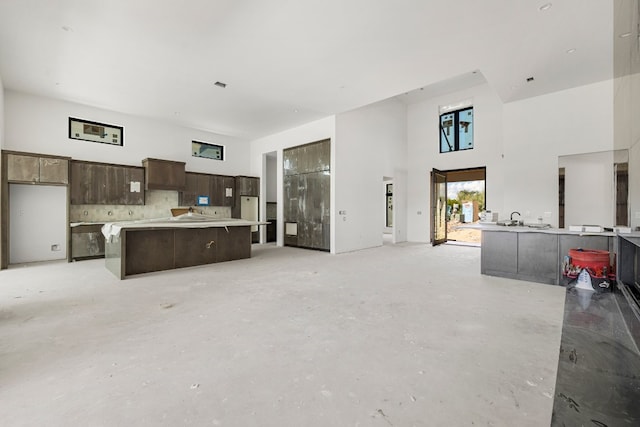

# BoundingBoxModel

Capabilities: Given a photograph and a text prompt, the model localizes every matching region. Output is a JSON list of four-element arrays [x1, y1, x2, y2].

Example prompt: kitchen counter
[[476, 225, 640, 285], [103, 215, 267, 279], [463, 222, 640, 237]]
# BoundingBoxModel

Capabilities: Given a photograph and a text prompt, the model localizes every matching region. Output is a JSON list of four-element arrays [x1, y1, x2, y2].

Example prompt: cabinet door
[[179, 173, 198, 206], [144, 159, 186, 191], [39, 157, 68, 184], [71, 162, 108, 204], [174, 228, 218, 268], [107, 165, 145, 205], [216, 226, 251, 262], [123, 167, 145, 205], [7, 154, 39, 182], [222, 176, 235, 207], [196, 174, 210, 204], [209, 175, 224, 206], [237, 176, 259, 196]]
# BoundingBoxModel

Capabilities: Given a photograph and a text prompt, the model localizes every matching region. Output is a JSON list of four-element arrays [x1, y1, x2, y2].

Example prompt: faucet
[[510, 211, 521, 221]]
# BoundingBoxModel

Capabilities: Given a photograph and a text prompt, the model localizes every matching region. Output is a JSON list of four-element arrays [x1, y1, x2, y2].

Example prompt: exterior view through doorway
[[431, 167, 486, 246]]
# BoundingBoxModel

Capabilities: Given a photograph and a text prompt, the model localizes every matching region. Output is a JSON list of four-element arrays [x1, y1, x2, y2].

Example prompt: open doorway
[[431, 167, 486, 246], [383, 177, 393, 245]]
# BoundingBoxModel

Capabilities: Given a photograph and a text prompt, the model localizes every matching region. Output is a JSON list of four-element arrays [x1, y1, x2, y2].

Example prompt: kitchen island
[[474, 224, 640, 285], [102, 215, 266, 279]]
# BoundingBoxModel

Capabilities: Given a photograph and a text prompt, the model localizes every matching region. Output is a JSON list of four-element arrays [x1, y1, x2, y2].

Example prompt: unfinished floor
[[0, 243, 565, 426]]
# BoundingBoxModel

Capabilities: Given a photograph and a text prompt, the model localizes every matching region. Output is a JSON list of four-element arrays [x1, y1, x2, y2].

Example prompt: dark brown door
[[431, 169, 447, 246]]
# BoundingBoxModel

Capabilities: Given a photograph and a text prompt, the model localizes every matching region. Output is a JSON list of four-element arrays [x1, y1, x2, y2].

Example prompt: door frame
[[431, 166, 487, 246], [431, 168, 448, 246]]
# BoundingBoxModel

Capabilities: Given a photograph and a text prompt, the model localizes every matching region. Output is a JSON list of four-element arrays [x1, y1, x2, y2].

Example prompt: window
[[192, 140, 224, 160], [439, 107, 473, 153]]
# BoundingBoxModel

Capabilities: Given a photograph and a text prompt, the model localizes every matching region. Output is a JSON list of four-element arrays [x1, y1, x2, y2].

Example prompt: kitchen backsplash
[[70, 190, 232, 223]]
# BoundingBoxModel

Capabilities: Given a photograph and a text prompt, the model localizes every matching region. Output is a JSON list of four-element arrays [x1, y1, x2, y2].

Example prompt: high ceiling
[[0, 1, 616, 140]]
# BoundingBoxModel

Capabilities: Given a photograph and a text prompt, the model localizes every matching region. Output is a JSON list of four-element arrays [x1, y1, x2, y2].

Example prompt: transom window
[[440, 107, 473, 153]]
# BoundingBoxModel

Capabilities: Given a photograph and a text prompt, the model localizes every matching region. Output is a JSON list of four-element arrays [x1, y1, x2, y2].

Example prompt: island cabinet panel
[[125, 229, 175, 275], [70, 161, 144, 205], [106, 225, 253, 278], [7, 153, 69, 184], [143, 158, 186, 191], [174, 228, 218, 268], [216, 225, 251, 262], [517, 233, 559, 285], [481, 231, 518, 275]]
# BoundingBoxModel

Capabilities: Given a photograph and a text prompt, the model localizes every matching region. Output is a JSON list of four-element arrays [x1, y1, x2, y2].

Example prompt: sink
[[526, 223, 551, 229], [497, 220, 523, 226]]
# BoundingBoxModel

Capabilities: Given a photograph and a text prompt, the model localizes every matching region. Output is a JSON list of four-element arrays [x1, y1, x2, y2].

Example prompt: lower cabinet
[[71, 224, 105, 260], [118, 226, 251, 277], [481, 230, 614, 285]]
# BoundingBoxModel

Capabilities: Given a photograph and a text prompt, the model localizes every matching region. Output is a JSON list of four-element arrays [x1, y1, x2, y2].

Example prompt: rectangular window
[[192, 140, 224, 160], [69, 117, 123, 146], [440, 107, 473, 153]]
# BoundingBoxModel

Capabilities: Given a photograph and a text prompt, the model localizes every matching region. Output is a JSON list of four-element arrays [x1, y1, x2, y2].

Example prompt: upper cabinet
[[235, 176, 259, 196], [179, 172, 235, 207], [142, 158, 186, 191], [6, 152, 69, 184], [70, 161, 145, 205]]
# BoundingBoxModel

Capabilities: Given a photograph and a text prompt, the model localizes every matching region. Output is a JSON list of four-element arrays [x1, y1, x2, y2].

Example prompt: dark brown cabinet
[[108, 225, 252, 278], [179, 172, 210, 206], [70, 161, 145, 205], [179, 173, 235, 207], [6, 153, 69, 184], [143, 158, 186, 191], [210, 175, 235, 207], [235, 176, 259, 197]]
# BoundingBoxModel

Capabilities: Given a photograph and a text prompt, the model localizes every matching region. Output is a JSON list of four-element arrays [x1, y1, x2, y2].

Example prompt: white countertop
[[101, 214, 268, 238], [459, 223, 640, 237]]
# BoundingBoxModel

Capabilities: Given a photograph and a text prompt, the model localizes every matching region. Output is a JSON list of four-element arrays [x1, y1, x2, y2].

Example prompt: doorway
[[431, 167, 486, 246]]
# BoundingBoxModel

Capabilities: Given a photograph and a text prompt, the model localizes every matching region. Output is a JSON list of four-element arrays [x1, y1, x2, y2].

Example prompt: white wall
[[503, 80, 614, 227], [406, 83, 504, 242], [334, 98, 407, 253], [250, 116, 335, 248], [0, 75, 4, 150], [4, 91, 251, 175], [559, 151, 616, 227]]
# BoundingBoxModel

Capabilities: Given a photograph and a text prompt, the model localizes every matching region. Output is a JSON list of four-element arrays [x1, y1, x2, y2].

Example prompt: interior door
[[431, 169, 447, 246]]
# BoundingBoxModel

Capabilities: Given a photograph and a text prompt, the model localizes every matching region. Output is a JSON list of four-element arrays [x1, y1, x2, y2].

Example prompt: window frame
[[439, 106, 474, 153]]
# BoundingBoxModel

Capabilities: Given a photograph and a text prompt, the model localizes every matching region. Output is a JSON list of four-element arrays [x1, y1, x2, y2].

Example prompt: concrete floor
[[0, 242, 565, 426]]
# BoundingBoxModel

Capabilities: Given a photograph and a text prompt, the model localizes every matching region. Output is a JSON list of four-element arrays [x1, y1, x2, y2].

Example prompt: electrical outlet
[[636, 211, 640, 219], [51, 244, 60, 252], [417, 211, 422, 215], [543, 211, 552, 218]]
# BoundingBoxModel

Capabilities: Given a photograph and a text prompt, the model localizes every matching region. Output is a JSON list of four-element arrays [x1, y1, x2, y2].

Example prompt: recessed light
[[539, 3, 552, 11], [566, 48, 576, 54], [61, 25, 73, 32], [526, 76, 535, 82], [214, 81, 227, 88], [619, 32, 631, 38]]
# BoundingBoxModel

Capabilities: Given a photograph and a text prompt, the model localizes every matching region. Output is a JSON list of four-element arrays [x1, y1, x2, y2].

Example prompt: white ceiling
[[0, 0, 616, 140]]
